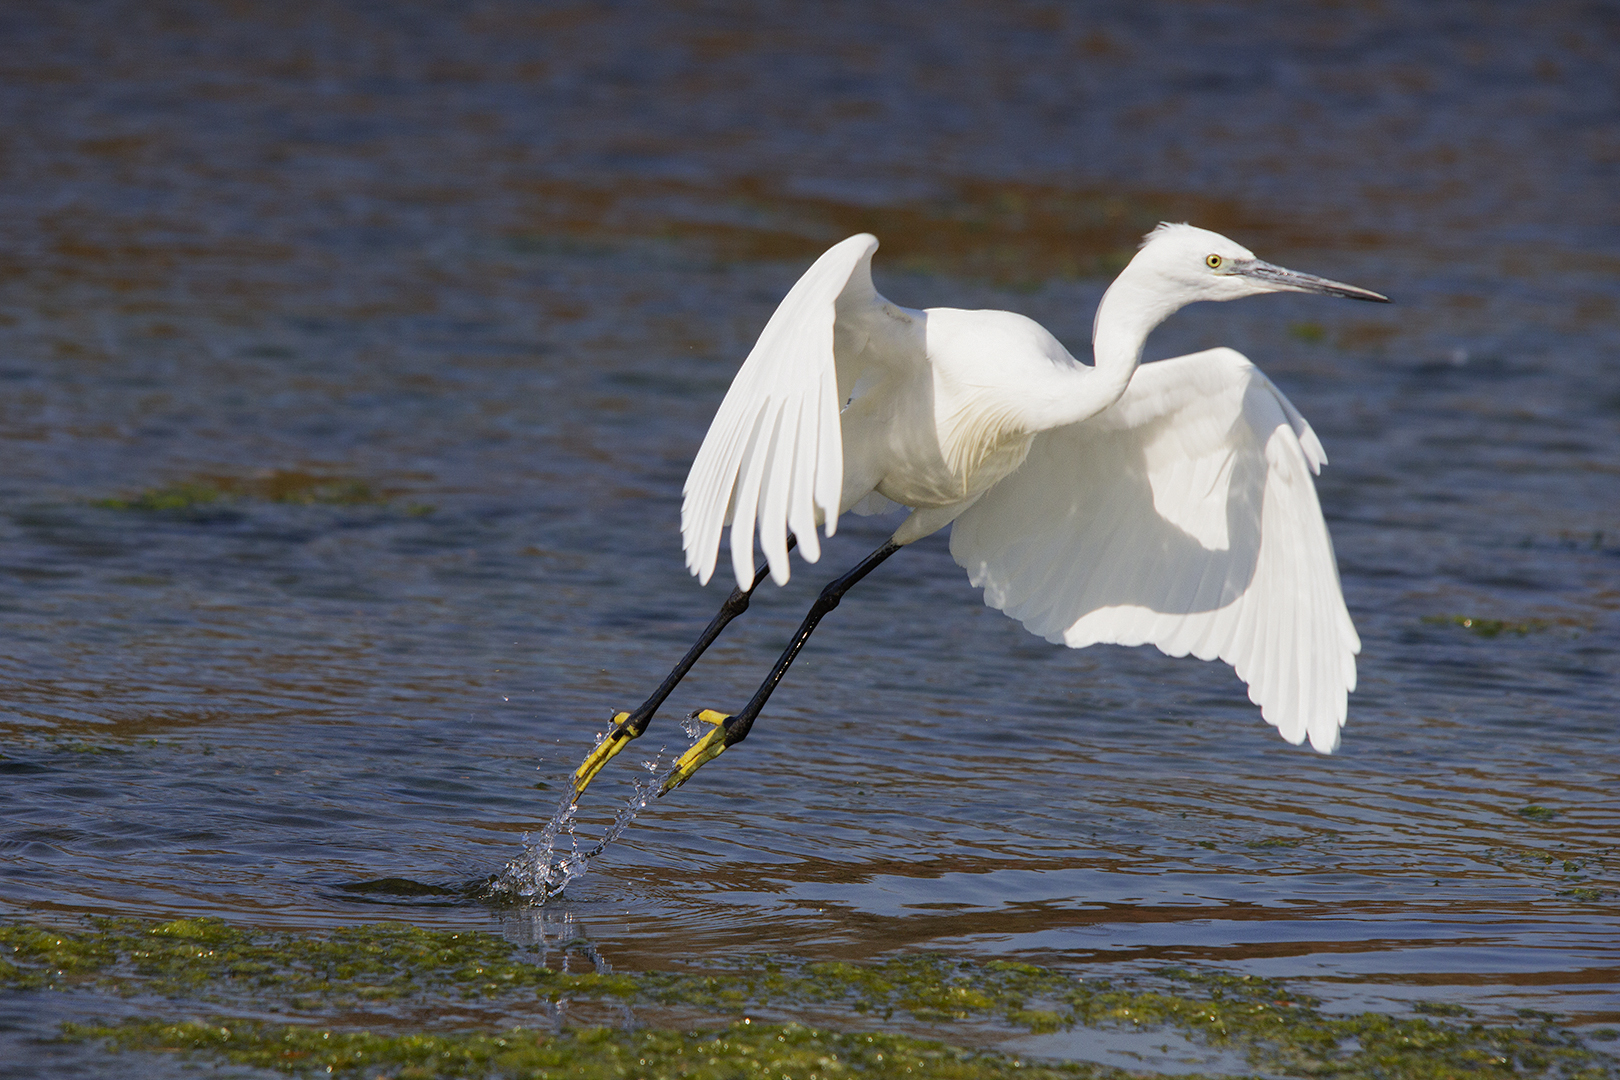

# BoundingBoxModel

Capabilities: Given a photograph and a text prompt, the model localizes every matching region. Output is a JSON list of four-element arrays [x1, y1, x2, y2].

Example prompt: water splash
[[491, 787, 586, 902], [490, 744, 679, 903]]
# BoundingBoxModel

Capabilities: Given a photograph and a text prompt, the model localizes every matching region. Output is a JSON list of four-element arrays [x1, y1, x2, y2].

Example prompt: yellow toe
[[661, 727, 728, 795], [570, 711, 633, 801]]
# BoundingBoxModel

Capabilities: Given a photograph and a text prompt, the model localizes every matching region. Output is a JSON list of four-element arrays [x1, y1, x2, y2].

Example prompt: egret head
[[1132, 222, 1389, 306]]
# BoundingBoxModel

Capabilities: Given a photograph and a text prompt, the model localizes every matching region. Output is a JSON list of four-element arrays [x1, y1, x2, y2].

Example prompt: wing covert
[[949, 348, 1359, 752]]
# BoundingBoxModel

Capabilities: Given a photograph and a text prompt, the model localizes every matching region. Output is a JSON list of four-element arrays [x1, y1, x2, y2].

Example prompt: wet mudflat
[[1, 1, 1617, 1076]]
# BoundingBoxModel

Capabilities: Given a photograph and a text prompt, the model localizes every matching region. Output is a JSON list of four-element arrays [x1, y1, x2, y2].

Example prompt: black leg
[[570, 537, 795, 801], [661, 538, 903, 794]]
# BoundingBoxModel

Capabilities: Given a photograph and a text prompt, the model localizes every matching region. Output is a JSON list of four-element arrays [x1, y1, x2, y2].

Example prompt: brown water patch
[[97, 469, 390, 510], [504, 175, 1354, 285]]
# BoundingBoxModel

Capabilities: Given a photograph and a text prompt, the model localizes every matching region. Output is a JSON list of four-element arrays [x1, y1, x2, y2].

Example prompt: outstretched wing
[[683, 233, 908, 589], [949, 347, 1359, 752]]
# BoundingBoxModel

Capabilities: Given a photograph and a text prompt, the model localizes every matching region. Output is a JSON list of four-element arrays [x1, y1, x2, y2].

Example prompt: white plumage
[[949, 348, 1358, 751], [680, 224, 1385, 753]]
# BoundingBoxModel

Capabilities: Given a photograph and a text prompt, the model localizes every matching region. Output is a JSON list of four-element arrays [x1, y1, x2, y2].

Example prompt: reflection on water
[[1, 1, 1618, 1072]]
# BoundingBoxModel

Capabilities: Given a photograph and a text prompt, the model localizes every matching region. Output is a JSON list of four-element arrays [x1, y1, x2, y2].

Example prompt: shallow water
[[2, 0, 1618, 1072]]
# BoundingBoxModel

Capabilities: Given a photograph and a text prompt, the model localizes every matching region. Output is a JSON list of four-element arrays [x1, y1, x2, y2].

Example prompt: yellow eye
[[1205, 253, 1223, 269]]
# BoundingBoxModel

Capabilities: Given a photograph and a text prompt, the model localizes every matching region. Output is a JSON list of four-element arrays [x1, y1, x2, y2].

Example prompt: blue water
[[1, 1, 1617, 1073]]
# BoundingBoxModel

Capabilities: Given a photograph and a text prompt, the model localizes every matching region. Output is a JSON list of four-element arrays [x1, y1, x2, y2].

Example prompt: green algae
[[96, 479, 228, 511], [0, 925, 119, 989], [1480, 844, 1616, 903], [0, 918, 636, 1003], [9, 918, 1617, 1079], [1561, 887, 1610, 902], [64, 1018, 1123, 1080], [1423, 614, 1553, 638], [1057, 971, 1609, 1079]]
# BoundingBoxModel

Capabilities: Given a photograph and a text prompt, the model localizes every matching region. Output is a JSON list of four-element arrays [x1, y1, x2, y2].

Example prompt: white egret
[[572, 223, 1386, 800]]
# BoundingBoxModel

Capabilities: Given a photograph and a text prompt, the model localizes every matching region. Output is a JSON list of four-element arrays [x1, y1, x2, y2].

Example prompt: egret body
[[572, 224, 1387, 799]]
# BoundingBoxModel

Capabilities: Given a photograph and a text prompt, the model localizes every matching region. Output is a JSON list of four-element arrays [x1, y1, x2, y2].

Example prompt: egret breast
[[874, 428, 1034, 508]]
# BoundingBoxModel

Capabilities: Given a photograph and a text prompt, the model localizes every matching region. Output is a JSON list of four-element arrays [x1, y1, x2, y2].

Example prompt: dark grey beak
[[1238, 260, 1390, 303]]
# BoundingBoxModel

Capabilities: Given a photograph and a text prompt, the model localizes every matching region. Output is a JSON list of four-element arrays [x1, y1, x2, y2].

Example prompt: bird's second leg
[[661, 539, 903, 795], [570, 542, 792, 802]]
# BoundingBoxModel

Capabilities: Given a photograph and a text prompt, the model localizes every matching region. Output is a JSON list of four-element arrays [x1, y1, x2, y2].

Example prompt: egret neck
[[1017, 260, 1179, 436]]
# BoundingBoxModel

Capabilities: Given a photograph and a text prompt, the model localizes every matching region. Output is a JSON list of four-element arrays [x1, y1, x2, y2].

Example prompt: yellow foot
[[660, 711, 733, 795], [570, 711, 633, 802]]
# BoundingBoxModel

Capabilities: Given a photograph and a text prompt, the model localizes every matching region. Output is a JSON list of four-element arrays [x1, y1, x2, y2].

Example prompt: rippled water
[[2, 0, 1618, 1071]]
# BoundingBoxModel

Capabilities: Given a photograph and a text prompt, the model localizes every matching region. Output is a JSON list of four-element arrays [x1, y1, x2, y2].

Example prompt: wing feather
[[788, 391, 822, 565], [683, 233, 904, 587], [756, 399, 798, 584], [950, 347, 1359, 752], [725, 401, 779, 587]]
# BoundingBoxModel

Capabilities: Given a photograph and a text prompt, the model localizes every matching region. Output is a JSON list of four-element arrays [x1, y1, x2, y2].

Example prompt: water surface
[[1, 0, 1617, 1072]]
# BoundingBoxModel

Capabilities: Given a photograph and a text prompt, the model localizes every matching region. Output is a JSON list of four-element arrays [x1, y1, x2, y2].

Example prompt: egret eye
[[1205, 253, 1223, 270]]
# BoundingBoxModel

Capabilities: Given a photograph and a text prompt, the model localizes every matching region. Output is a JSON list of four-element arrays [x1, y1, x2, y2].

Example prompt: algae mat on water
[[4, 918, 1616, 1079]]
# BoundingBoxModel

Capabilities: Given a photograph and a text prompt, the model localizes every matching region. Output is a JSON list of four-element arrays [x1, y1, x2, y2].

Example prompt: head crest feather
[[1139, 222, 1195, 249]]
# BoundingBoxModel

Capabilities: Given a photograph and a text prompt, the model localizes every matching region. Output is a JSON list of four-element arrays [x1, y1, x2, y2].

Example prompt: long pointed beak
[[1237, 260, 1390, 303]]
